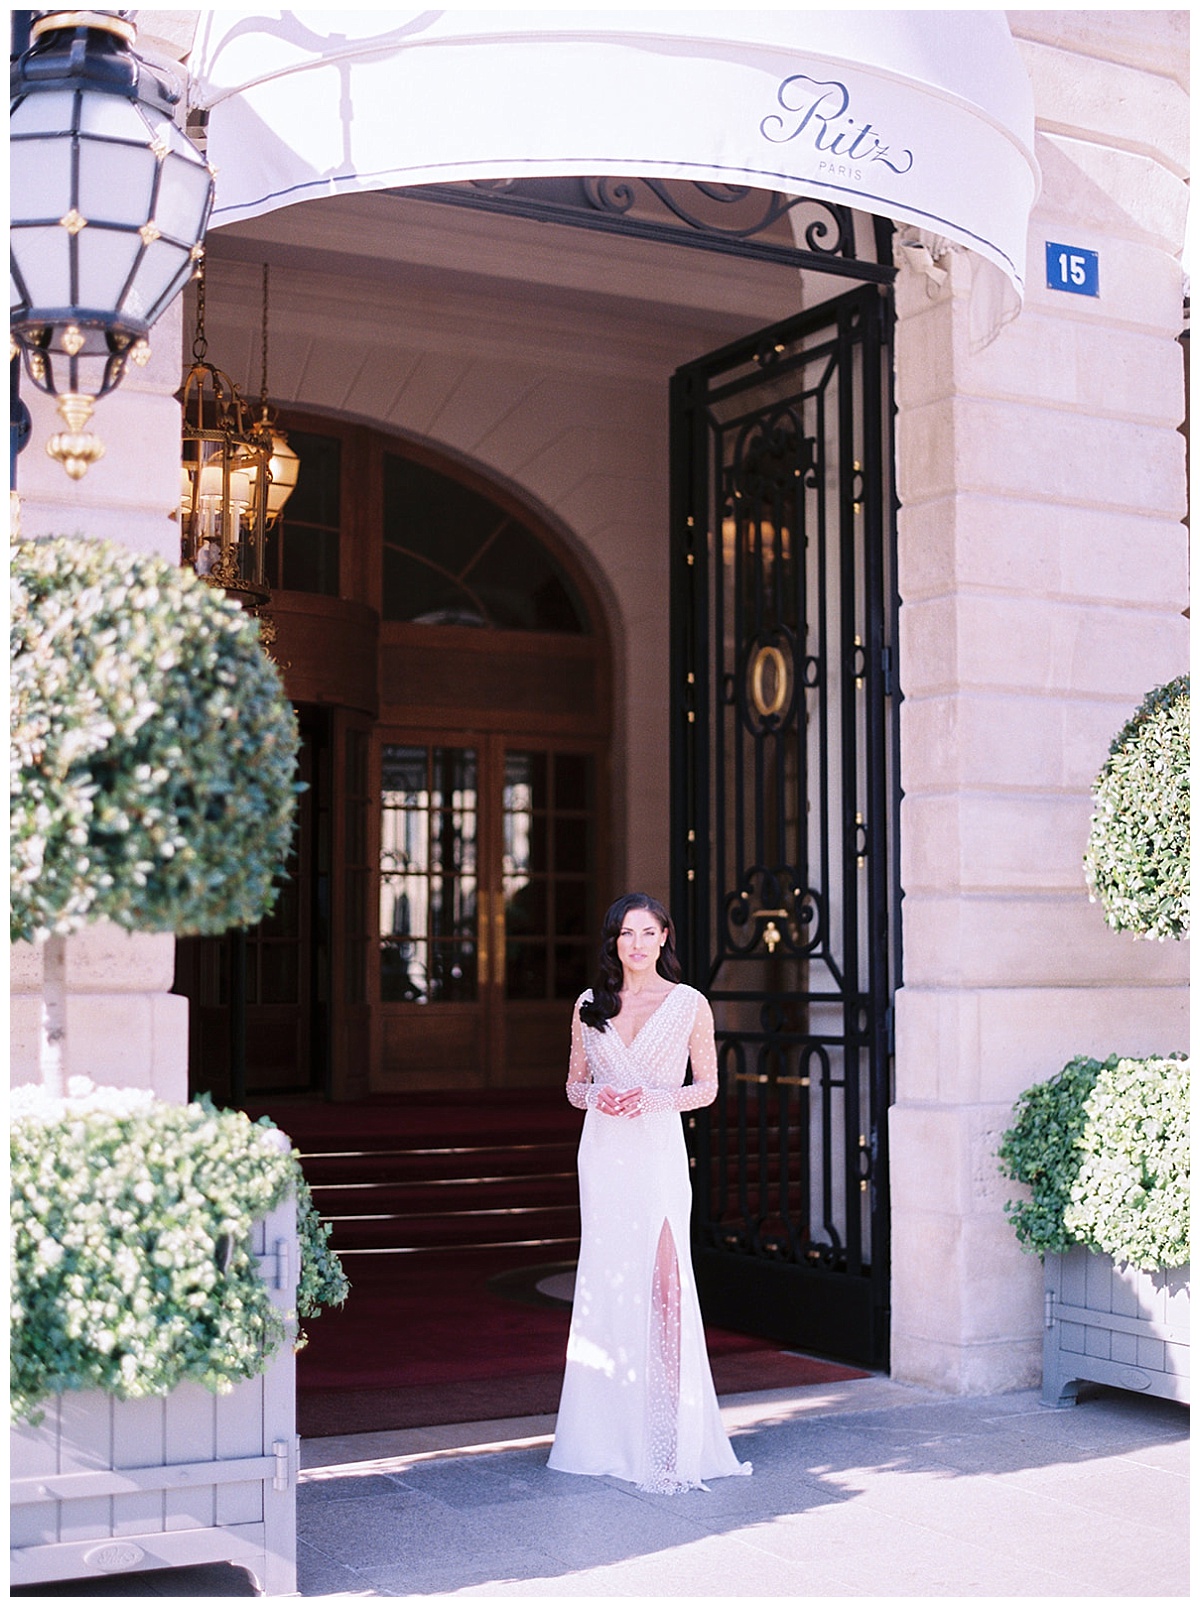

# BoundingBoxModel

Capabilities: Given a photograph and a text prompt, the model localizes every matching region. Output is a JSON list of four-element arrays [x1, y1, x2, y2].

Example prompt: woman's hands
[[595, 1084, 645, 1118]]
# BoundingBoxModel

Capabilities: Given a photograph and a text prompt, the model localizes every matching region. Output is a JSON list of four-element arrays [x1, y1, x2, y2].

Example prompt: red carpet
[[252, 1094, 869, 1439], [296, 1245, 868, 1437]]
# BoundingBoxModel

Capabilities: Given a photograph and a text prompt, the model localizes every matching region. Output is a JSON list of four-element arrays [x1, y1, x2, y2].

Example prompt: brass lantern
[[253, 264, 300, 524], [179, 269, 271, 624]]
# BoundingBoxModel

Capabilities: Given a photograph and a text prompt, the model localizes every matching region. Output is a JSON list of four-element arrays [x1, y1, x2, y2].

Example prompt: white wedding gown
[[548, 984, 752, 1493]]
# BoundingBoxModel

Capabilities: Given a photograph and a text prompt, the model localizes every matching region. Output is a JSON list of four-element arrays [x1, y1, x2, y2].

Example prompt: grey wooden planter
[[1043, 1244, 1190, 1408], [10, 1188, 299, 1595]]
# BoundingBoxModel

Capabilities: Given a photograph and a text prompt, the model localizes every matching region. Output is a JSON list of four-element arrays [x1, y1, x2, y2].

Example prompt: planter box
[[1043, 1245, 1190, 1408], [10, 1189, 299, 1595]]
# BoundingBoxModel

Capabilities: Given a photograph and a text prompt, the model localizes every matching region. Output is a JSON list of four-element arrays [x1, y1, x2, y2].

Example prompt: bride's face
[[616, 909, 667, 979]]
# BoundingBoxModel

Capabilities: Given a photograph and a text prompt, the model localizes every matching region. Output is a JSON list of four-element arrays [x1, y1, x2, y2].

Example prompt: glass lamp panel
[[76, 228, 141, 313], [9, 89, 76, 136], [77, 94, 154, 140], [10, 225, 72, 312], [266, 435, 301, 516], [9, 134, 74, 219], [154, 151, 214, 244], [123, 239, 189, 322], [78, 140, 157, 224]]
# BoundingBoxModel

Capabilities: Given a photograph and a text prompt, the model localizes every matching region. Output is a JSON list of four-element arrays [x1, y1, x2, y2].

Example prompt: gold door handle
[[493, 894, 506, 992], [477, 888, 490, 987]]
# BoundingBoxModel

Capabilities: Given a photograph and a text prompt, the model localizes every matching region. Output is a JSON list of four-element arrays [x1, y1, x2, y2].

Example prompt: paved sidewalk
[[13, 1377, 1189, 1598], [291, 1377, 1188, 1599]]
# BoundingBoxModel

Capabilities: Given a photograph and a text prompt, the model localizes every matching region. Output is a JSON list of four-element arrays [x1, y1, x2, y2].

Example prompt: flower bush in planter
[[10, 1079, 349, 1425], [999, 675, 1190, 1276], [9, 537, 348, 1423], [998, 1053, 1189, 1271], [11, 535, 300, 941]]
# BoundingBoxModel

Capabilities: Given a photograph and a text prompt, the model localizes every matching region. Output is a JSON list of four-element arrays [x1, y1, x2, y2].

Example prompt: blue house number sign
[[1046, 242, 1099, 297]]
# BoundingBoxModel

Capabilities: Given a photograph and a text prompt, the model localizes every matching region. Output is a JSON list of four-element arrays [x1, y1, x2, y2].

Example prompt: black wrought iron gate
[[670, 283, 901, 1368]]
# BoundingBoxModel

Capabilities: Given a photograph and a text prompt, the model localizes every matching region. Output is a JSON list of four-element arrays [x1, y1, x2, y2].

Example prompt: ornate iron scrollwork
[[395, 176, 895, 281], [724, 866, 822, 957]]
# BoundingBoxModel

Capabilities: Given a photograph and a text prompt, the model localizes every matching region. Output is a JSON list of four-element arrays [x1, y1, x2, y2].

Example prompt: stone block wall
[[889, 11, 1190, 1392], [11, 302, 191, 1105]]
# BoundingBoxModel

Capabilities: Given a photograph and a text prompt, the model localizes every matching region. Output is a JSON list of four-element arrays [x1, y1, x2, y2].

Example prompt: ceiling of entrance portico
[[202, 185, 823, 369]]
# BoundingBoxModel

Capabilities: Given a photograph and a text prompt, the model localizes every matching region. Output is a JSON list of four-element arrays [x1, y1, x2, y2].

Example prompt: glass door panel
[[377, 734, 603, 1088], [380, 744, 478, 1003], [502, 748, 595, 1003]]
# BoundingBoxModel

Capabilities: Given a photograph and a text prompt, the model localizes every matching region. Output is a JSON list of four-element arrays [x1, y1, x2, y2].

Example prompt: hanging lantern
[[254, 263, 301, 523], [179, 266, 271, 626], [10, 10, 216, 477]]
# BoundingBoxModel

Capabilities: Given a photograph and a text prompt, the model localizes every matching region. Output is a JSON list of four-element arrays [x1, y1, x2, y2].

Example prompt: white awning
[[186, 9, 1038, 304]]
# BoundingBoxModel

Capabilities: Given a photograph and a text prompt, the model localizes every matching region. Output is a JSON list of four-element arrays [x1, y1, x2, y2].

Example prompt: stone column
[[888, 17, 1189, 1392], [11, 302, 191, 1104]]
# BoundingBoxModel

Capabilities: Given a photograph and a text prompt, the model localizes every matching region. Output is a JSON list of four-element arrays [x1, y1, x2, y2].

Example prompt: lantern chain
[[260, 263, 270, 412], [192, 255, 208, 362]]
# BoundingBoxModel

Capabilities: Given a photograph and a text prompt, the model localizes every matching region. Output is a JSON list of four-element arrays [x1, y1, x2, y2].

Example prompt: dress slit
[[643, 1217, 687, 1492]]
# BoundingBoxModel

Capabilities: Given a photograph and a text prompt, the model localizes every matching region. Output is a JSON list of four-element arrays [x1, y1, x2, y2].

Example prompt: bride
[[547, 892, 751, 1493]]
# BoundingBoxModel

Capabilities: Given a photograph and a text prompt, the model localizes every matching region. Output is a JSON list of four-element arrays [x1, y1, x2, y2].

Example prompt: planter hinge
[[272, 1437, 293, 1492], [1044, 1289, 1055, 1330]]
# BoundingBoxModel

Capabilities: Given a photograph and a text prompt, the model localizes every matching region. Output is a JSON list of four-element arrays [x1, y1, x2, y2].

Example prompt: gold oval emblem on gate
[[750, 644, 789, 718]]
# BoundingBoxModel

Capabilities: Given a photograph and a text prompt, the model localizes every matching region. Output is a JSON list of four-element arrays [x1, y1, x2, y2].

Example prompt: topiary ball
[[1083, 675, 1189, 941], [11, 535, 300, 942]]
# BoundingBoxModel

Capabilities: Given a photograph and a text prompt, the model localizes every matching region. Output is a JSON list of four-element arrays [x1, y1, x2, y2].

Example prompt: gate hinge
[[1044, 1289, 1055, 1331]]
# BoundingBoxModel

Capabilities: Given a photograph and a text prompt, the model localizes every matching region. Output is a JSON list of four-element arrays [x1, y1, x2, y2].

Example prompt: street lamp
[[10, 9, 215, 477]]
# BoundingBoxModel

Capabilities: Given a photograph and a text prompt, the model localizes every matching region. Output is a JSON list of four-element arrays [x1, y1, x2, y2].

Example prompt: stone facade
[[12, 302, 191, 1104], [889, 10, 1189, 1391], [9, 12, 1188, 1393]]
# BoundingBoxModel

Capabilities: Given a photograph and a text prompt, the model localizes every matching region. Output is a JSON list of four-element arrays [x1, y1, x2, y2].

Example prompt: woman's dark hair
[[579, 892, 683, 1031]]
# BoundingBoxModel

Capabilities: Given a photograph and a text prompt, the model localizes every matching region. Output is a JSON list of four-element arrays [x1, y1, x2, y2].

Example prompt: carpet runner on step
[[249, 1093, 868, 1437]]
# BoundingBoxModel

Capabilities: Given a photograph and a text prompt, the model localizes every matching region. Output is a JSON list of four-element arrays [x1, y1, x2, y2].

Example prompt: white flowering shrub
[[1062, 1056, 1190, 1271], [10, 1082, 349, 1423], [999, 1055, 1189, 1270], [10, 536, 300, 942], [1083, 676, 1189, 942]]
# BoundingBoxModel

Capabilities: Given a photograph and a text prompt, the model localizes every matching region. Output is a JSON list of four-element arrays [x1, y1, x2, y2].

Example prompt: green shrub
[[997, 1056, 1106, 1257], [10, 535, 300, 943], [998, 1054, 1189, 1270], [9, 1081, 349, 1424], [1083, 675, 1189, 941]]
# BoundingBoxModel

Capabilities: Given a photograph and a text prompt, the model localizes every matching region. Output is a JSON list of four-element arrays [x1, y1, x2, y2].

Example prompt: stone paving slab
[[11, 1378, 1190, 1599]]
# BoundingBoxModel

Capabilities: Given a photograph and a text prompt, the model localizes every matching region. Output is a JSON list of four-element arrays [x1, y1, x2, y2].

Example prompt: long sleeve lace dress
[[547, 984, 751, 1493]]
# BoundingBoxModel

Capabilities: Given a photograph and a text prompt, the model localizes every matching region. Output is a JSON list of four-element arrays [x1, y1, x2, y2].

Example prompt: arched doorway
[[175, 417, 612, 1103]]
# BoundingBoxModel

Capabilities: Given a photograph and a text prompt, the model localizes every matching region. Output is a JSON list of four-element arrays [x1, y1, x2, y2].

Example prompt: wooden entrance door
[[377, 731, 601, 1089]]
